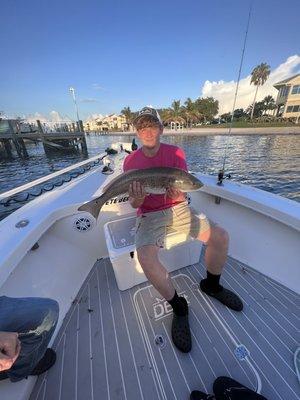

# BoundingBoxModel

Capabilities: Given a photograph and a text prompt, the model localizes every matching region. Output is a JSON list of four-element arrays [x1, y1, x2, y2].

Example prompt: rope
[[220, 2, 253, 176]]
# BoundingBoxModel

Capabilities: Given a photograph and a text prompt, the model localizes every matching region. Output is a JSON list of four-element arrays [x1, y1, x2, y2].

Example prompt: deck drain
[[155, 334, 166, 349], [234, 344, 250, 360]]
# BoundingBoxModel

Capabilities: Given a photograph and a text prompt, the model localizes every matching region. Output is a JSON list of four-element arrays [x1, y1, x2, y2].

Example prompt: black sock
[[168, 291, 188, 316], [202, 271, 222, 293]]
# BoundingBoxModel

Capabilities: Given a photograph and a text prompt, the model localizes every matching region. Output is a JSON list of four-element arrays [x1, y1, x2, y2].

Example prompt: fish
[[78, 167, 203, 219]]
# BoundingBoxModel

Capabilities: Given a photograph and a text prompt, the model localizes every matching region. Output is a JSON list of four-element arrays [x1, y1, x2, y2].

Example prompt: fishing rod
[[218, 2, 253, 185]]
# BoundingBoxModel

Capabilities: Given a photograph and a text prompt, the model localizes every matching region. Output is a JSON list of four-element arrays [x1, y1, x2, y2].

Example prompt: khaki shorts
[[135, 201, 215, 249]]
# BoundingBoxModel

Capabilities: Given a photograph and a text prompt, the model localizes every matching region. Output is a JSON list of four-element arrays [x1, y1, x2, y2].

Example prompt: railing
[[0, 153, 106, 201]]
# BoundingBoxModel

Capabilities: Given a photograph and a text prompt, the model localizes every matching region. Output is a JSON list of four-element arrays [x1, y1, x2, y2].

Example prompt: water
[[0, 134, 299, 221]]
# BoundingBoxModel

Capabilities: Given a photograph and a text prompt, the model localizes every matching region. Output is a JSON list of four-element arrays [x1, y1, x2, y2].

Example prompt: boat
[[0, 141, 299, 400]]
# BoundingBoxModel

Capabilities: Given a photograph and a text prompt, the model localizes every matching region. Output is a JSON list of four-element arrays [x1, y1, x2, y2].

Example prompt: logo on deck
[[153, 292, 189, 321]]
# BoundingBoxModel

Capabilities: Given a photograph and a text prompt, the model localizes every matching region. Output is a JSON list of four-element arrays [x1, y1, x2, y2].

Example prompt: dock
[[0, 119, 88, 158]]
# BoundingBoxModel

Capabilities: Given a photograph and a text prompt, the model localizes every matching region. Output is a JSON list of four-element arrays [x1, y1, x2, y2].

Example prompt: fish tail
[[78, 196, 106, 219]]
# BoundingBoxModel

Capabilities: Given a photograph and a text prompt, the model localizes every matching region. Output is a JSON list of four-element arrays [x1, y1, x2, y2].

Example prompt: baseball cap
[[133, 106, 162, 126]]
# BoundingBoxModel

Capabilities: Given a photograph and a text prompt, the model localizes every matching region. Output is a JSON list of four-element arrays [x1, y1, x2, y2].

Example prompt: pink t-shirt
[[123, 143, 188, 215]]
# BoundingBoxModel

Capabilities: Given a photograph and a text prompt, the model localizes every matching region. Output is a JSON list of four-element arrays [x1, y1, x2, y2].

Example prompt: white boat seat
[[104, 214, 202, 291]]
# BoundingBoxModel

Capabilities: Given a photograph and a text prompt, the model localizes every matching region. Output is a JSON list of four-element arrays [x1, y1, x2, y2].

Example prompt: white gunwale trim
[[0, 153, 106, 200], [196, 173, 300, 232]]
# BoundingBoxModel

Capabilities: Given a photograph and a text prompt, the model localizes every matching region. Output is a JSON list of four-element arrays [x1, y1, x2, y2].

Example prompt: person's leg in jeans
[[0, 296, 59, 382]]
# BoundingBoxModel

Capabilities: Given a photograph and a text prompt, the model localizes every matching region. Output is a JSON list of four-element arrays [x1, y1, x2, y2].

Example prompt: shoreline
[[92, 126, 300, 136]]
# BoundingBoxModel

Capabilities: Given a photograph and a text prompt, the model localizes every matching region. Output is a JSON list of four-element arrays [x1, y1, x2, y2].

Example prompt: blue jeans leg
[[0, 296, 59, 382]]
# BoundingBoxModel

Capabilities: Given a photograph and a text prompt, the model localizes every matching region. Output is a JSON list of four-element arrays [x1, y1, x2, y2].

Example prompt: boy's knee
[[207, 226, 229, 248], [215, 227, 229, 247], [137, 246, 158, 266]]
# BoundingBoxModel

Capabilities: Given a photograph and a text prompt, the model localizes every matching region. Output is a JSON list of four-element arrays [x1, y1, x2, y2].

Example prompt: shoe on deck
[[190, 390, 215, 399], [213, 376, 268, 400], [200, 281, 243, 312], [171, 313, 192, 353], [31, 348, 56, 376], [0, 371, 8, 381]]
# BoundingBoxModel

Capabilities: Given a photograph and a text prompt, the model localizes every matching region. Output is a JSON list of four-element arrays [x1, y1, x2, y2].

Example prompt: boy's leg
[[196, 220, 243, 311], [137, 245, 191, 353], [137, 245, 175, 300], [171, 203, 243, 311], [197, 224, 229, 275], [0, 296, 59, 381], [136, 210, 191, 352]]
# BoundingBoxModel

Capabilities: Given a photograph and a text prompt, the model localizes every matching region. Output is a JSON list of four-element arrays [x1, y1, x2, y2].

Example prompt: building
[[101, 114, 127, 131], [84, 116, 103, 132], [274, 74, 300, 123], [84, 114, 128, 132]]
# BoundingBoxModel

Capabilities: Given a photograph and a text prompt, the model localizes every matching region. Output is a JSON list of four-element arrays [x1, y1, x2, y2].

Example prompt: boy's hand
[[166, 187, 182, 199], [128, 181, 147, 201]]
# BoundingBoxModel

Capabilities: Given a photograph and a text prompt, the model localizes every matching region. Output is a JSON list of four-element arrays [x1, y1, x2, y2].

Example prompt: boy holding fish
[[123, 107, 243, 353]]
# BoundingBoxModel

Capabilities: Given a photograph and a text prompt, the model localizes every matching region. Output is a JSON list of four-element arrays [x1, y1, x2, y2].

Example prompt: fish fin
[[78, 198, 104, 219], [102, 169, 139, 192]]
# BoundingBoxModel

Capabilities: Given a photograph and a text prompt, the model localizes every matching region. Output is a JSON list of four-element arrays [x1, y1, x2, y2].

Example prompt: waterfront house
[[274, 73, 300, 123]]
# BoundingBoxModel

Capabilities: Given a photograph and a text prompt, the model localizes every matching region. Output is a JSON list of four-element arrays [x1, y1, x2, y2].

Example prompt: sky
[[0, 0, 299, 122]]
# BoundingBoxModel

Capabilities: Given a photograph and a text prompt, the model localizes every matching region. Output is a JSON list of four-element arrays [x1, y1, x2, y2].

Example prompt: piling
[[0, 119, 88, 159]]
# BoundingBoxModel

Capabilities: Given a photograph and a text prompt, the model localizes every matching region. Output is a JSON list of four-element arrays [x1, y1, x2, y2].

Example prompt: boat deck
[[30, 251, 300, 400]]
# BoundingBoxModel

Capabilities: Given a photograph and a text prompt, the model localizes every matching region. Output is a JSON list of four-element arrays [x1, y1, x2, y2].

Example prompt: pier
[[0, 119, 88, 158]]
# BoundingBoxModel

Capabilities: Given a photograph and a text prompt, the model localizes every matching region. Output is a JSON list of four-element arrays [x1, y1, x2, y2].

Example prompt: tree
[[121, 106, 137, 131], [246, 101, 265, 118], [163, 100, 186, 127], [183, 98, 201, 127], [194, 97, 219, 122], [121, 106, 134, 126], [253, 101, 265, 118], [220, 112, 232, 122], [157, 108, 169, 124], [250, 63, 271, 119], [262, 95, 276, 115], [234, 108, 248, 120]]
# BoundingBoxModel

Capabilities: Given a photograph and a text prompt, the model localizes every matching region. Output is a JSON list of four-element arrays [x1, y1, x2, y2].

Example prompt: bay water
[[0, 134, 299, 220]]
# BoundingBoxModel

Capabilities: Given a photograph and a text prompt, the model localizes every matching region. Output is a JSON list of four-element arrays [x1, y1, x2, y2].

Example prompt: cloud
[[201, 55, 300, 115], [85, 113, 104, 122], [92, 83, 105, 91], [24, 112, 50, 124], [49, 110, 72, 123], [24, 111, 72, 124], [80, 98, 98, 103]]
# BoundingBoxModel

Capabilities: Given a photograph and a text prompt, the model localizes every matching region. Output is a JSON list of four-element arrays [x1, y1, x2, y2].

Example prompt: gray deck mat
[[30, 254, 300, 400]]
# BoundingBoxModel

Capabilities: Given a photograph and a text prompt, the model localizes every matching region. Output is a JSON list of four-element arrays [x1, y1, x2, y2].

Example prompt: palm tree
[[250, 63, 271, 119], [163, 100, 186, 129], [121, 106, 134, 130], [183, 98, 199, 128], [262, 95, 276, 115], [184, 98, 194, 114]]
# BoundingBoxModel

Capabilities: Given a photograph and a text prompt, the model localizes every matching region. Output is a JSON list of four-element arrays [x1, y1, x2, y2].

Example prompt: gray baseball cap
[[133, 106, 162, 126]]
